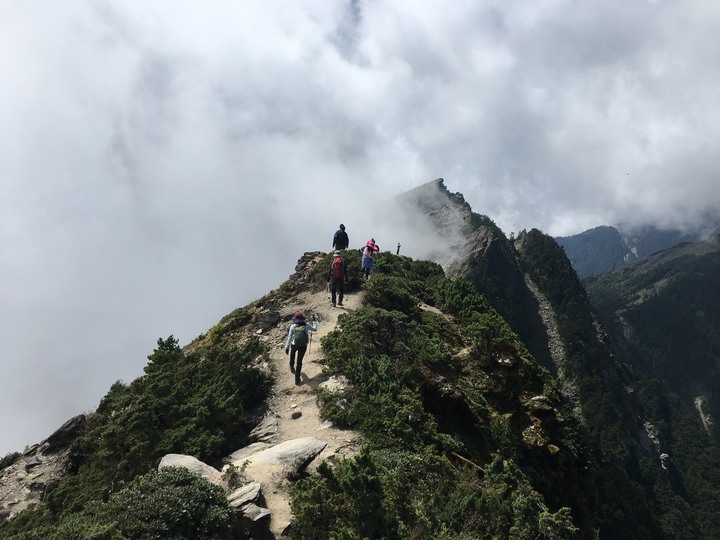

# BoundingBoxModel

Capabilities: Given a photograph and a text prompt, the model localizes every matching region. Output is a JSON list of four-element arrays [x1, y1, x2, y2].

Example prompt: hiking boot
[[289, 361, 295, 373], [295, 376, 301, 385], [331, 302, 336, 307], [338, 302, 343, 306]]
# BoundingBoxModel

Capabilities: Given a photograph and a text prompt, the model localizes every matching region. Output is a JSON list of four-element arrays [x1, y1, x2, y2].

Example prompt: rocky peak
[[0, 415, 86, 520]]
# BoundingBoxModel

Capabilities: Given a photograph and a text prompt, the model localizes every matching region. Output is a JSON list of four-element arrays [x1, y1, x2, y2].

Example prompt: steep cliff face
[[395, 180, 720, 538]]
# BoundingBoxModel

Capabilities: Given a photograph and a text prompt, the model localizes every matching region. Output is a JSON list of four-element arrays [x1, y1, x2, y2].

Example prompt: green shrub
[[364, 274, 418, 315], [42, 467, 233, 540], [0, 452, 19, 472]]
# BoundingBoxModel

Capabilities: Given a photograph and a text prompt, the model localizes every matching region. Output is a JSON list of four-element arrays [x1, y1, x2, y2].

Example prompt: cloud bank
[[2, 0, 719, 454]]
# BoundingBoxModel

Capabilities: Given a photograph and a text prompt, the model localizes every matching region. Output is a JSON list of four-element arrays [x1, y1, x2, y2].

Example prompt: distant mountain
[[585, 235, 720, 445], [556, 225, 703, 279]]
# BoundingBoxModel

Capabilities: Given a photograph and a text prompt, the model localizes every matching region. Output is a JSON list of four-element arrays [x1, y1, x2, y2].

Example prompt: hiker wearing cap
[[361, 239, 380, 279], [332, 224, 349, 251], [284, 311, 318, 385], [328, 250, 349, 307]]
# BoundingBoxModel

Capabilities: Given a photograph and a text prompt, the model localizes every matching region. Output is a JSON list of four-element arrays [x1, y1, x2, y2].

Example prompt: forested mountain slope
[[586, 236, 720, 444], [555, 225, 705, 279]]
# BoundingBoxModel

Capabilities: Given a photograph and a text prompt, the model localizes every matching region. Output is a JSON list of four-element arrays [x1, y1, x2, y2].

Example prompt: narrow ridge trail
[[252, 283, 364, 536]]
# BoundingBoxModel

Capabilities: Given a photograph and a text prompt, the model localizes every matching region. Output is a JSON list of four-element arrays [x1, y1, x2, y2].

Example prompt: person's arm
[[307, 320, 318, 332], [332, 231, 339, 248], [285, 325, 295, 352]]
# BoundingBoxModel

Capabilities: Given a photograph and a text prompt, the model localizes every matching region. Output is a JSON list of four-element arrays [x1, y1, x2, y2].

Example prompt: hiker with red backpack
[[328, 250, 348, 307], [284, 311, 317, 385], [361, 239, 380, 279]]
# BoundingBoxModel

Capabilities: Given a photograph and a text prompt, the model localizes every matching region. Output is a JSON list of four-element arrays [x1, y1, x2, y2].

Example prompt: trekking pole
[[309, 315, 315, 353]]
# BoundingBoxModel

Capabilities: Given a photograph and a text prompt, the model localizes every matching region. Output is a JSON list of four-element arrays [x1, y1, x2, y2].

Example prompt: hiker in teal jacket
[[284, 311, 318, 385]]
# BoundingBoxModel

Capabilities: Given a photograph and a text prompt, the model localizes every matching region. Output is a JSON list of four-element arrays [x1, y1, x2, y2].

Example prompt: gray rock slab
[[158, 454, 222, 485], [224, 442, 271, 465], [241, 436, 327, 474], [249, 416, 279, 443], [241, 502, 271, 521], [227, 481, 262, 509]]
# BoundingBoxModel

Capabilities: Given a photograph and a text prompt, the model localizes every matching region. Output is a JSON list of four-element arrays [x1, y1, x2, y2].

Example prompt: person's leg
[[295, 346, 307, 383], [289, 345, 297, 372], [330, 279, 337, 306], [338, 279, 344, 305]]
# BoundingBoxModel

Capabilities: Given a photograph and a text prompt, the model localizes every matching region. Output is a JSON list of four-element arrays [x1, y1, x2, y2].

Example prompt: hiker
[[332, 224, 349, 251], [284, 311, 318, 385], [361, 238, 380, 279], [328, 250, 349, 307]]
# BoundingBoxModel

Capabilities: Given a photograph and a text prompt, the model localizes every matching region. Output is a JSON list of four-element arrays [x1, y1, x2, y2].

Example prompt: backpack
[[331, 257, 345, 279], [293, 323, 309, 347]]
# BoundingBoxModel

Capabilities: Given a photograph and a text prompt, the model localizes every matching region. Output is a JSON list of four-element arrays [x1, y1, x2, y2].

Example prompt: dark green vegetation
[[3, 467, 234, 540], [517, 229, 720, 539], [584, 237, 720, 535], [0, 453, 19, 473], [586, 237, 720, 442], [0, 318, 271, 539], [291, 254, 590, 539]]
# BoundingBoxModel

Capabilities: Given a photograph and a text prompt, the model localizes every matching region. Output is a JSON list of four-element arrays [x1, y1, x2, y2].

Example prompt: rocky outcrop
[[158, 454, 222, 485], [159, 436, 328, 525], [0, 414, 85, 521]]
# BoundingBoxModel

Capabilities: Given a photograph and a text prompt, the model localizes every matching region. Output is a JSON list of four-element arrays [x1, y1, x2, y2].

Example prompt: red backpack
[[331, 257, 345, 279]]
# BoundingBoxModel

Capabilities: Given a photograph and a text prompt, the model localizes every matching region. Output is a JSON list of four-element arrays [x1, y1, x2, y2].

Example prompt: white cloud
[[2, 0, 720, 454]]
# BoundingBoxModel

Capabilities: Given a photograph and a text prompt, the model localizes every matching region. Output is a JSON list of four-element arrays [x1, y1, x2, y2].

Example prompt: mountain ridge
[[2, 180, 720, 538]]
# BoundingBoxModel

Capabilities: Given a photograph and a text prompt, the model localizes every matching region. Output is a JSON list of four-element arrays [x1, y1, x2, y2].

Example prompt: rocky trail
[[1, 277, 364, 538], [234, 284, 364, 536]]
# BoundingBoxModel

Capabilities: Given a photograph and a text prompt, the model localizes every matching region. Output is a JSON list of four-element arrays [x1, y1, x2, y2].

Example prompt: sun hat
[[293, 311, 305, 323], [334, 250, 342, 257]]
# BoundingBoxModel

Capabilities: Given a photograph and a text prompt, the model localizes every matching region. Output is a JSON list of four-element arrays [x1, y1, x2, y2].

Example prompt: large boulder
[[158, 454, 222, 485], [229, 437, 327, 480]]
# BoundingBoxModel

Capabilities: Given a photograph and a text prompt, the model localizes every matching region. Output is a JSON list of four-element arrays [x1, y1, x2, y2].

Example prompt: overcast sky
[[2, 0, 720, 455]]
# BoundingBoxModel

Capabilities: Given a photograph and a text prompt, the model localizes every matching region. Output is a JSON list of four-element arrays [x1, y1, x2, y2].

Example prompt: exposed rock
[[0, 440, 75, 521], [318, 375, 349, 394], [291, 411, 302, 420], [158, 454, 222, 485], [241, 502, 271, 521], [45, 414, 87, 452], [527, 395, 555, 415], [227, 481, 262, 509], [224, 442, 271, 465], [255, 310, 281, 332], [231, 437, 327, 479], [249, 416, 279, 443], [24, 456, 43, 470]]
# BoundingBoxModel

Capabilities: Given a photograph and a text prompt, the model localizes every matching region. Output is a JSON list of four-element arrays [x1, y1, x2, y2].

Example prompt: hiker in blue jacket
[[332, 224, 349, 251], [284, 311, 318, 385]]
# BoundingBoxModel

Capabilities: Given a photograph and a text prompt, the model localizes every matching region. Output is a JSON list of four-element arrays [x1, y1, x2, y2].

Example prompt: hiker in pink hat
[[361, 238, 380, 279]]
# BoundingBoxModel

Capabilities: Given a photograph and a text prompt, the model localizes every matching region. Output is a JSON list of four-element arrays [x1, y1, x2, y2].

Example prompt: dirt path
[[254, 285, 364, 536]]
